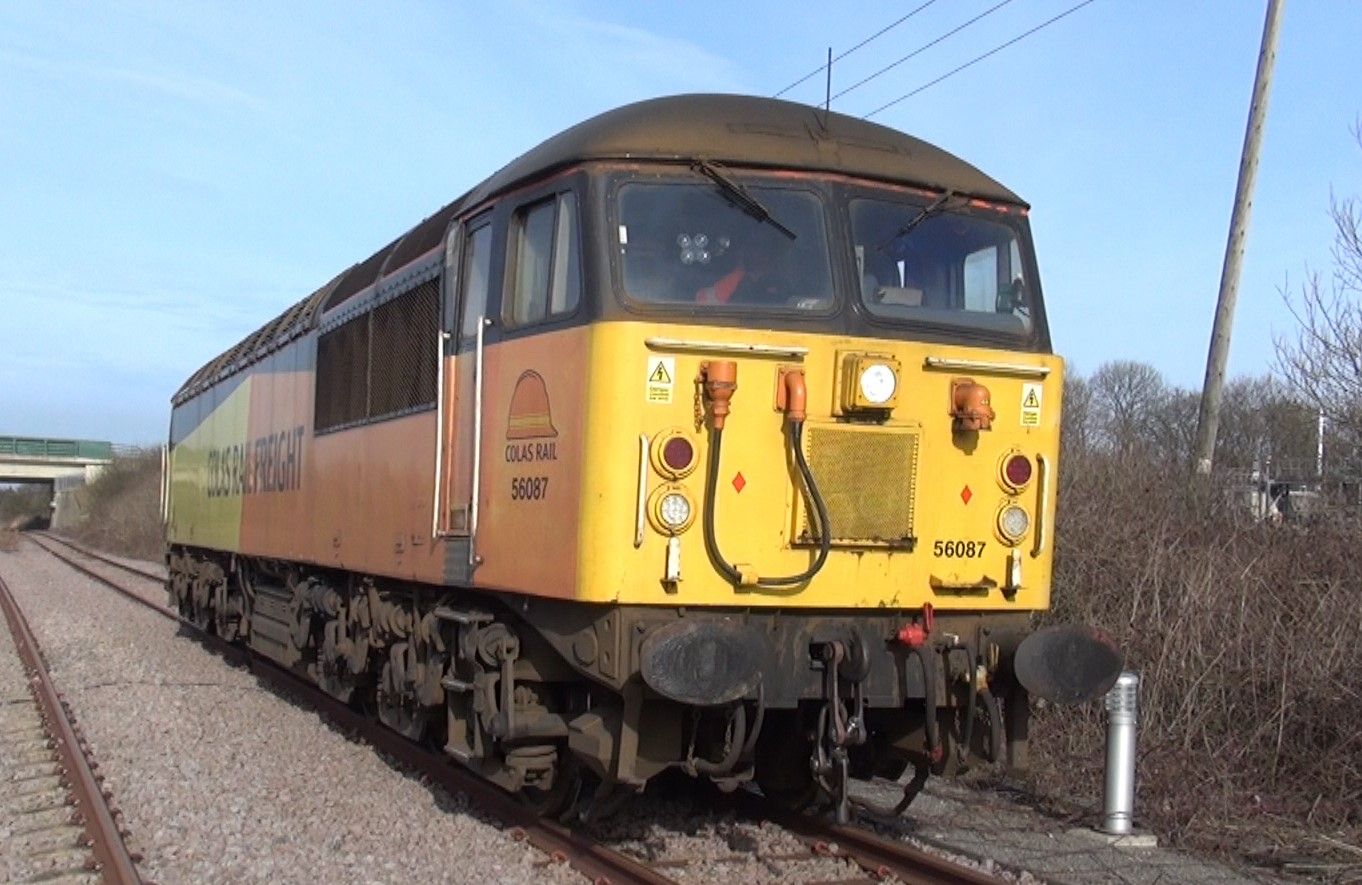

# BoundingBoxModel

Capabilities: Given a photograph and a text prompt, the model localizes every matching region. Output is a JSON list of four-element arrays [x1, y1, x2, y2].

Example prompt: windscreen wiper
[[877, 190, 961, 252], [692, 160, 797, 240]]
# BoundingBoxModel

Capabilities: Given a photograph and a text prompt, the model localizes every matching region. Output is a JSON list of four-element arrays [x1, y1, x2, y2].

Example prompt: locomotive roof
[[174, 94, 1023, 405], [464, 93, 1022, 208]]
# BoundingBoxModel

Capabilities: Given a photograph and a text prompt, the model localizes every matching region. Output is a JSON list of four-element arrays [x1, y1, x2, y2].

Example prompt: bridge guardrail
[[0, 436, 114, 460]]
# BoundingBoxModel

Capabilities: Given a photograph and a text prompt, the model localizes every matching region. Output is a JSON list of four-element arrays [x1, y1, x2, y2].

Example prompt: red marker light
[[1004, 454, 1033, 489], [662, 437, 695, 473]]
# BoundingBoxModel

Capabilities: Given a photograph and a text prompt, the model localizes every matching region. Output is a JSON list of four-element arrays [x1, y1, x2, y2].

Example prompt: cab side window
[[507, 192, 580, 326]]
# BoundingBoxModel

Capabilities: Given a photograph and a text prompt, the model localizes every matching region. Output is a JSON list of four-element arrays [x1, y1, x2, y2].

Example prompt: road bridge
[[0, 436, 113, 483], [0, 436, 115, 528]]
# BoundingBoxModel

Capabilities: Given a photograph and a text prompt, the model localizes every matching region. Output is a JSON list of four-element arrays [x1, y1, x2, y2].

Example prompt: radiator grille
[[315, 314, 369, 431], [369, 280, 439, 418], [315, 279, 439, 433], [798, 425, 919, 548]]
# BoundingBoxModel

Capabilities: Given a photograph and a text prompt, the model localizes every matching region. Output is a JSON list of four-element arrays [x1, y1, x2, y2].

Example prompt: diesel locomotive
[[165, 94, 1120, 820]]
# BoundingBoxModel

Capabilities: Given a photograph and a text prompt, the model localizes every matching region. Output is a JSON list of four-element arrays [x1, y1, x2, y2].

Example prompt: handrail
[[923, 356, 1051, 378], [468, 317, 487, 568], [644, 337, 808, 358], [1032, 453, 1051, 557], [432, 330, 452, 538], [634, 435, 649, 548]]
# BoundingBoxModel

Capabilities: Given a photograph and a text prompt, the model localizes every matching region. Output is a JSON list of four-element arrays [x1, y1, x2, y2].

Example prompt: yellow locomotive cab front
[[580, 324, 1063, 615]]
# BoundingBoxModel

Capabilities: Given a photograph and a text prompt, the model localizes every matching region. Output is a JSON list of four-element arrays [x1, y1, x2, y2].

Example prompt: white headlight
[[658, 492, 692, 529], [998, 505, 1030, 543], [859, 363, 897, 405]]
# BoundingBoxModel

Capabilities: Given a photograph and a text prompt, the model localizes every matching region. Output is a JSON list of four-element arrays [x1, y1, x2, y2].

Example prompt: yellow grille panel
[[798, 424, 919, 548]]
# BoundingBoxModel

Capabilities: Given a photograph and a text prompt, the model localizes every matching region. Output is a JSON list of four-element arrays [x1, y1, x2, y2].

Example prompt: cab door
[[436, 215, 493, 555]]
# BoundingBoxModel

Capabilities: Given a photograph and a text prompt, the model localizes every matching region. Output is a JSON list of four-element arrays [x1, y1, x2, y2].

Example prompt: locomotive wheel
[[190, 593, 214, 633], [170, 572, 191, 615], [317, 659, 361, 705], [316, 620, 365, 705], [377, 660, 429, 741], [214, 594, 242, 643]]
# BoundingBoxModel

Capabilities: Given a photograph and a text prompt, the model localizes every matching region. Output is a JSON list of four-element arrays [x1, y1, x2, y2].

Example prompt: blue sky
[[2, 0, 1358, 444]]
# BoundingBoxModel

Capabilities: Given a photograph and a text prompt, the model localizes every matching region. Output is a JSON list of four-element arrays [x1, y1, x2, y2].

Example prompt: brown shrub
[[1031, 450, 1362, 867], [66, 450, 164, 561], [0, 484, 51, 528]]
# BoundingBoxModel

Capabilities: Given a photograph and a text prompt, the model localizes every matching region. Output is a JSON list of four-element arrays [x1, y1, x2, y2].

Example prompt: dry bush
[[0, 529, 19, 552], [67, 450, 164, 561], [1029, 450, 1362, 870], [0, 484, 52, 529]]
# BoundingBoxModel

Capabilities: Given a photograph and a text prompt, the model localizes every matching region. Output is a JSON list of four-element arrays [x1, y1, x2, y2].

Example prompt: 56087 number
[[933, 539, 986, 558], [510, 476, 549, 500]]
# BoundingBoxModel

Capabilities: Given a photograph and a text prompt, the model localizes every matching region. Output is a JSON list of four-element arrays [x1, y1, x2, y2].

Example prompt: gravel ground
[[850, 775, 1284, 884], [28, 542, 870, 883], [0, 544, 579, 885], [585, 790, 862, 883], [75, 543, 165, 580], [43, 534, 165, 581], [22, 537, 1286, 884]]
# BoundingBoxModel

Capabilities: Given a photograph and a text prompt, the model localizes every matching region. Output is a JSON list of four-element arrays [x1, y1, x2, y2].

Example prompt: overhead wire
[[828, 0, 1018, 104], [864, 0, 1100, 119], [772, 0, 940, 99]]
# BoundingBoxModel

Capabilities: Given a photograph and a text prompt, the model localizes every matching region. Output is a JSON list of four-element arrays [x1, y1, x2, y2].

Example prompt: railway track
[[0, 569, 141, 884], [26, 532, 1005, 885]]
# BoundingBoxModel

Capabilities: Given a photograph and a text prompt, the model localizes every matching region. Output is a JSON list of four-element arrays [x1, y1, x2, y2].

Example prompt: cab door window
[[460, 221, 493, 342]]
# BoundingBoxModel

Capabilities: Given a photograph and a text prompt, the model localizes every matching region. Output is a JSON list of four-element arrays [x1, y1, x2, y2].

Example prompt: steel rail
[[0, 571, 142, 884], [35, 532, 163, 584], [779, 809, 1002, 884], [736, 792, 1003, 885], [25, 536, 676, 885]]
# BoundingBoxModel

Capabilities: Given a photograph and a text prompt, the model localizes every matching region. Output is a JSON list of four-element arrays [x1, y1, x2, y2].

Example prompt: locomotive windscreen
[[616, 180, 834, 311], [850, 196, 1036, 339]]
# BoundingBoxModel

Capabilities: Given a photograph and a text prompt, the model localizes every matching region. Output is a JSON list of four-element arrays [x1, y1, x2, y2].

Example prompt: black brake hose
[[703, 421, 832, 588]]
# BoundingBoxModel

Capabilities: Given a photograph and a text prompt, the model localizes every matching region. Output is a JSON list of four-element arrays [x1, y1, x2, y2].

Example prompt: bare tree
[[1276, 127, 1362, 454], [1216, 376, 1318, 476], [1148, 387, 1199, 465], [1061, 373, 1094, 458], [1089, 360, 1170, 455]]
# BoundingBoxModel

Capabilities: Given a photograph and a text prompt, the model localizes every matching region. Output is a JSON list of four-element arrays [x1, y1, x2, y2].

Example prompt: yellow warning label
[[646, 356, 675, 404], [1020, 382, 1042, 427]]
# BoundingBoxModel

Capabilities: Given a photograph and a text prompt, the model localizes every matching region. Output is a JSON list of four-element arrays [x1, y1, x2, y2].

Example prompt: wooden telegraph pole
[[1193, 0, 1286, 476]]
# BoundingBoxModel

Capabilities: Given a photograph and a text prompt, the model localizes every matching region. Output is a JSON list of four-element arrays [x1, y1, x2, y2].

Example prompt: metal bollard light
[[1102, 671, 1140, 835]]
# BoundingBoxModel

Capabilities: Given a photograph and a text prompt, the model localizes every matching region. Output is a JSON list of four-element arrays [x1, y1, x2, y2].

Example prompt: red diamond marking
[[732, 472, 747, 493], [960, 485, 973, 505]]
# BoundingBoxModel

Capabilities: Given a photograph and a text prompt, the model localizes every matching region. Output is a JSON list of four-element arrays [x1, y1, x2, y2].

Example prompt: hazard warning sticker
[[646, 356, 675, 404], [1020, 382, 1042, 427]]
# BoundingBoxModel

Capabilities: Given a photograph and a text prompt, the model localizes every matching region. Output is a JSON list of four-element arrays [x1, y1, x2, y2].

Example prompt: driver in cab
[[695, 232, 788, 305]]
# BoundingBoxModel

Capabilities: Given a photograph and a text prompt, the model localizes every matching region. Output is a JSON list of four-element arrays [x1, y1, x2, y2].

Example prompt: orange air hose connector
[[783, 369, 807, 423], [701, 360, 738, 430]]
